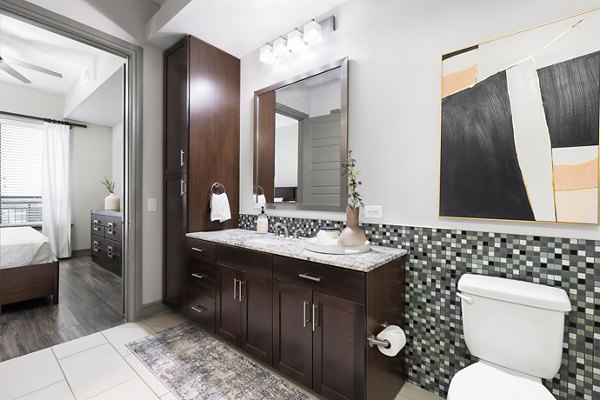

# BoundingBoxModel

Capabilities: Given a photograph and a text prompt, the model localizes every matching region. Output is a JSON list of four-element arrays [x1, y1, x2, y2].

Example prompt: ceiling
[[0, 14, 102, 94]]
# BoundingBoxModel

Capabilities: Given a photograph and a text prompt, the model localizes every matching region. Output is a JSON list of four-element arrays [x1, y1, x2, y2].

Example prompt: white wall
[[112, 122, 124, 208], [141, 44, 164, 304], [275, 119, 299, 187], [0, 81, 113, 251], [240, 0, 600, 241], [71, 124, 113, 251]]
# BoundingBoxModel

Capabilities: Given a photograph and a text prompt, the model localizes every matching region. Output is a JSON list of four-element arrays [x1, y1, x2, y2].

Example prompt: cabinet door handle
[[191, 273, 206, 280], [299, 273, 321, 282], [238, 281, 244, 303], [312, 304, 319, 332], [180, 149, 185, 166], [233, 278, 238, 299], [303, 300, 310, 328], [191, 247, 204, 253], [191, 305, 205, 313], [180, 179, 187, 196]]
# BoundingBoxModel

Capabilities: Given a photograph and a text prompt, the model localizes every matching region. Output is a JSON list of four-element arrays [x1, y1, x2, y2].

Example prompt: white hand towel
[[254, 194, 266, 209], [210, 193, 231, 222]]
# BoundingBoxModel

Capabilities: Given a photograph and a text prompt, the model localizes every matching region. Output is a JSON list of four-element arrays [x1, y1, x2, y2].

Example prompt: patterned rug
[[127, 323, 310, 400]]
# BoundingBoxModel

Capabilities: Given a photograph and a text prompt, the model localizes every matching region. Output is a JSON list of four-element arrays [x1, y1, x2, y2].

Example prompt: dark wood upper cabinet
[[163, 36, 240, 308]]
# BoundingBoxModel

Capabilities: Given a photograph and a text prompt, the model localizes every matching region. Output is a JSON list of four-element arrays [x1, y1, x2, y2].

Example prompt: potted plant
[[101, 177, 120, 211], [338, 150, 367, 246]]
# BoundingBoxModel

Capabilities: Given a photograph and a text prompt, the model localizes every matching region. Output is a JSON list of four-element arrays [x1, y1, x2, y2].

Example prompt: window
[[0, 118, 44, 226]]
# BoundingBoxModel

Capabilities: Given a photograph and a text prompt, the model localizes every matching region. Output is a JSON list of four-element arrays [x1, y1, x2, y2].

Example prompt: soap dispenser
[[257, 206, 268, 234]]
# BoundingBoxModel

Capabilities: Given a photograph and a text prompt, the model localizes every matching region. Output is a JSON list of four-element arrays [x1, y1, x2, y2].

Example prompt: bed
[[0, 227, 59, 307]]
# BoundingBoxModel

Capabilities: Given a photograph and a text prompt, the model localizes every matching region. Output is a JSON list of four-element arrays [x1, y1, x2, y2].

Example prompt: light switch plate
[[364, 205, 383, 218], [147, 198, 157, 212]]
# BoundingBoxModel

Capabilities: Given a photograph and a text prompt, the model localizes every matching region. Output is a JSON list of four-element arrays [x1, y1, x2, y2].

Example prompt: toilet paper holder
[[367, 321, 391, 349]]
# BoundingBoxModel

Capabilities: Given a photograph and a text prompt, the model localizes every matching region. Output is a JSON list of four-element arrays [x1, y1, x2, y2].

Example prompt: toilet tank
[[457, 274, 571, 379]]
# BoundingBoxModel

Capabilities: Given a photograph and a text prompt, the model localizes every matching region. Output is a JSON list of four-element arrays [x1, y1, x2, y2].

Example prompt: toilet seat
[[447, 362, 555, 400]]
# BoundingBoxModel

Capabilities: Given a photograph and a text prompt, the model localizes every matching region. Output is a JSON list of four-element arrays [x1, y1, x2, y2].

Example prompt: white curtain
[[42, 122, 72, 258]]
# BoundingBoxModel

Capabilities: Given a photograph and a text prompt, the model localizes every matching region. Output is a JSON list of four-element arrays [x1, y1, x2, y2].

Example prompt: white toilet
[[447, 274, 571, 400]]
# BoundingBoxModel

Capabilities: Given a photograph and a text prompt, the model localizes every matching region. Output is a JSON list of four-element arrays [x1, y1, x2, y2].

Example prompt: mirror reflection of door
[[274, 68, 342, 206]]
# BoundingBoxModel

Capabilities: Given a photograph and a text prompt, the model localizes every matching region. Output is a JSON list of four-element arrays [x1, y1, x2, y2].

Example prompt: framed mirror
[[253, 58, 348, 212]]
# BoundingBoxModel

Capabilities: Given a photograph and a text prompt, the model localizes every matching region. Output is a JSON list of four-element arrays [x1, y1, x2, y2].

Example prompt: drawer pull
[[107, 228, 115, 235], [191, 273, 206, 280], [107, 245, 114, 259], [191, 247, 205, 253], [93, 219, 99, 225], [299, 273, 321, 282], [180, 149, 185, 167], [191, 305, 205, 313], [93, 225, 100, 231], [107, 222, 114, 228]]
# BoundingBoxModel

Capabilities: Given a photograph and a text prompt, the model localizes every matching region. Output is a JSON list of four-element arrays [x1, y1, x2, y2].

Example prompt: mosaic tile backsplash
[[239, 214, 599, 400]]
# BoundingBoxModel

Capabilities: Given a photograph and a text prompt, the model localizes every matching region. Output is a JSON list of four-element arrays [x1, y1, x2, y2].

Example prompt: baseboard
[[141, 300, 171, 318], [71, 249, 91, 257]]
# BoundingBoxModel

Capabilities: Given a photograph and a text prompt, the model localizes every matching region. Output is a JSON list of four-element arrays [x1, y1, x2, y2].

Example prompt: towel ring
[[211, 182, 226, 195]]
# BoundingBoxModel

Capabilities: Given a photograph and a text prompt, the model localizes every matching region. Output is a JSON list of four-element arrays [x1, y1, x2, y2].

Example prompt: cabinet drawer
[[184, 288, 216, 330], [105, 215, 122, 230], [91, 224, 105, 236], [187, 238, 216, 264], [273, 256, 365, 304], [217, 244, 272, 278], [105, 226, 122, 241], [91, 214, 106, 227], [186, 267, 216, 296], [105, 238, 122, 255]]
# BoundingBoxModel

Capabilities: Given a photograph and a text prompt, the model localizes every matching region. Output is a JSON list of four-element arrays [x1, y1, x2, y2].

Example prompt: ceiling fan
[[0, 55, 62, 84]]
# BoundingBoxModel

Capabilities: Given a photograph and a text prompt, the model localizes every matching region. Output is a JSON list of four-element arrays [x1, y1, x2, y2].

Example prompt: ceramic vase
[[105, 193, 120, 211], [338, 207, 367, 247]]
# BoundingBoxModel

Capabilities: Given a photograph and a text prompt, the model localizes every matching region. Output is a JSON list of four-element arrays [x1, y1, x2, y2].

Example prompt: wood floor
[[0, 255, 124, 361]]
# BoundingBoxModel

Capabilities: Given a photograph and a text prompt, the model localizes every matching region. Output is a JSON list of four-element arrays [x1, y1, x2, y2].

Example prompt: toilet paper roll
[[376, 325, 406, 357]]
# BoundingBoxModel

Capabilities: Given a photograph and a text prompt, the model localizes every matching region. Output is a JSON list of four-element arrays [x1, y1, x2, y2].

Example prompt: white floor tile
[[151, 315, 187, 332], [17, 381, 75, 400], [160, 393, 178, 400], [88, 377, 159, 400], [398, 382, 444, 400], [0, 348, 64, 400], [58, 343, 136, 400], [101, 322, 155, 356], [141, 311, 179, 330], [124, 354, 170, 397], [52, 333, 108, 360]]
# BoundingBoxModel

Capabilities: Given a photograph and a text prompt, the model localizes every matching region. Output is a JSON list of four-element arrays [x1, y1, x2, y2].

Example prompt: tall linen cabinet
[[163, 35, 240, 308]]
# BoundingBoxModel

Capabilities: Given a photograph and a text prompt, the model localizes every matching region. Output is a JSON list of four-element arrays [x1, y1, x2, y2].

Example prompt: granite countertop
[[186, 229, 407, 273]]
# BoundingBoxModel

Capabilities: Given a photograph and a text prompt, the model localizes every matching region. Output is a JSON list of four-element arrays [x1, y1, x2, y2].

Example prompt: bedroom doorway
[[0, 2, 142, 360]]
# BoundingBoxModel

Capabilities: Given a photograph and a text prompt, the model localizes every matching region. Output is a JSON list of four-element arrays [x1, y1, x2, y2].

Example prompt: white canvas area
[[552, 146, 598, 165]]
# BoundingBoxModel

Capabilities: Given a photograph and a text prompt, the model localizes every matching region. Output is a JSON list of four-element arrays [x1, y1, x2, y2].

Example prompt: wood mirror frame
[[253, 57, 348, 212]]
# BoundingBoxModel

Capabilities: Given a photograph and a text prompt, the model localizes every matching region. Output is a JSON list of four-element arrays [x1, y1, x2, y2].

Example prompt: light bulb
[[287, 29, 306, 53], [303, 20, 322, 45], [259, 43, 276, 64], [273, 37, 290, 59]]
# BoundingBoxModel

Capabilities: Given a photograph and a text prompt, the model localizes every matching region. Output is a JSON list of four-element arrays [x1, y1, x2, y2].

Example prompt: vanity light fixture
[[303, 20, 322, 44], [258, 15, 335, 65], [273, 37, 291, 59], [259, 43, 276, 64], [287, 29, 306, 53]]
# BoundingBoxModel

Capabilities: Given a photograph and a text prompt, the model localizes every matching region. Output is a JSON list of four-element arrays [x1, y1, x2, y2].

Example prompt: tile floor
[[0, 310, 443, 400]]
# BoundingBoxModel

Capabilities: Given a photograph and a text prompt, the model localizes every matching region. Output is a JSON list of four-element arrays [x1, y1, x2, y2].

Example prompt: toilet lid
[[448, 362, 556, 400]]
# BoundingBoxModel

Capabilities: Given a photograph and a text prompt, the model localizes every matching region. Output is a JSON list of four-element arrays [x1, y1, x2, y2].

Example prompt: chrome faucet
[[274, 222, 289, 237], [293, 228, 305, 239]]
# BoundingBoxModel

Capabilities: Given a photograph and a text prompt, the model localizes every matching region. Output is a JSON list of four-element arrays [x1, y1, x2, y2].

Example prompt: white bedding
[[0, 227, 56, 269]]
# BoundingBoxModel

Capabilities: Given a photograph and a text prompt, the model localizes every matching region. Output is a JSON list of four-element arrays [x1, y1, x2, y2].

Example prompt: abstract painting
[[440, 10, 600, 224]]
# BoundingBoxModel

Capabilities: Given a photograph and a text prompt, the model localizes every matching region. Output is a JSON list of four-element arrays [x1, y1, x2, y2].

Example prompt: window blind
[[0, 118, 44, 226]]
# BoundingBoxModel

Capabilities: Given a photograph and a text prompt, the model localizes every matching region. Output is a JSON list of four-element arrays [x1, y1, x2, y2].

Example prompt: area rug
[[127, 322, 310, 400]]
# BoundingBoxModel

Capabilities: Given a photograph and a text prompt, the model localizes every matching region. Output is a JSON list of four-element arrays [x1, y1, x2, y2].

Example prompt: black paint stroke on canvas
[[538, 51, 600, 148], [440, 71, 535, 221]]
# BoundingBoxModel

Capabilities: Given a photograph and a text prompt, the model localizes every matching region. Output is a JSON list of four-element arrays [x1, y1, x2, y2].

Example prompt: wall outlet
[[147, 198, 157, 212], [364, 205, 383, 218]]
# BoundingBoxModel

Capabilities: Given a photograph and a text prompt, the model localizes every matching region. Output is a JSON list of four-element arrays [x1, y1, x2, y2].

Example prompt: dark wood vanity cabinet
[[273, 256, 366, 400], [184, 238, 406, 400], [216, 245, 273, 364], [163, 35, 240, 309]]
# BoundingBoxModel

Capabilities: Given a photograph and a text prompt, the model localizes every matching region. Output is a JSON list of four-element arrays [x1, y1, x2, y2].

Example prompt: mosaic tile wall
[[239, 214, 599, 400]]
